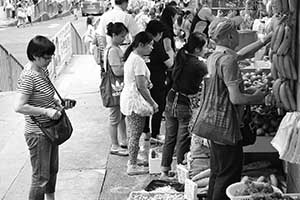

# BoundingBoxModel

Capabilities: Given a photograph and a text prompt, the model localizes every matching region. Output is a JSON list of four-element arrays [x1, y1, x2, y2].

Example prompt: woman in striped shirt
[[15, 35, 75, 200]]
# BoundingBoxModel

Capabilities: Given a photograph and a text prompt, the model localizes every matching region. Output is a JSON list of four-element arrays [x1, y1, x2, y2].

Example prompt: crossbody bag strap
[[31, 76, 64, 124], [45, 76, 64, 104], [105, 46, 113, 74]]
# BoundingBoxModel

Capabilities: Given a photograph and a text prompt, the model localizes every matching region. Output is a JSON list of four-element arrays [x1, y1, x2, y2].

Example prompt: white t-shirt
[[135, 12, 150, 31], [120, 52, 150, 115], [97, 6, 140, 46]]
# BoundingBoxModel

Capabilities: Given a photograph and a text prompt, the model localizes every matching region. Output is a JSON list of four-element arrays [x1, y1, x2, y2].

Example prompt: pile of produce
[[241, 174, 279, 188], [269, 0, 297, 112], [241, 70, 283, 136], [128, 191, 184, 200], [234, 181, 275, 196], [191, 168, 210, 188], [252, 192, 300, 200]]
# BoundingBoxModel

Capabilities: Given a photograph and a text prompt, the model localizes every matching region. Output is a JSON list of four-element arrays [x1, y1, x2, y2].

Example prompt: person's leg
[[108, 107, 120, 150], [25, 134, 52, 200], [45, 144, 59, 200], [211, 142, 243, 200], [150, 87, 166, 139], [45, 193, 55, 200], [139, 116, 150, 164], [160, 110, 178, 176], [176, 104, 192, 164], [127, 113, 148, 175], [127, 113, 145, 165], [118, 115, 127, 147], [207, 141, 219, 200]]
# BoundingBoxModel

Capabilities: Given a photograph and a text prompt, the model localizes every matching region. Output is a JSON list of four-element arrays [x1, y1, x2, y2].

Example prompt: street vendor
[[189, 0, 216, 37], [192, 18, 273, 200]]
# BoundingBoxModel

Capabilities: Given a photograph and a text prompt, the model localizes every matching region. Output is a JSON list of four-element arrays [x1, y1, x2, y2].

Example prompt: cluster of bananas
[[270, 15, 296, 80], [269, 0, 297, 112], [272, 79, 296, 112], [272, 0, 297, 14]]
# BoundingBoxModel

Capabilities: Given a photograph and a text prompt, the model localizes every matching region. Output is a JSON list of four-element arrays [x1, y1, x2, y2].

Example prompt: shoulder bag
[[191, 53, 242, 145], [100, 47, 124, 107], [30, 77, 73, 145]]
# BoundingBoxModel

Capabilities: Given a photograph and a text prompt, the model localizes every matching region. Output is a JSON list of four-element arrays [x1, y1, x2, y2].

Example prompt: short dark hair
[[145, 20, 165, 37], [114, 0, 128, 5], [27, 35, 55, 61], [166, 1, 177, 7]]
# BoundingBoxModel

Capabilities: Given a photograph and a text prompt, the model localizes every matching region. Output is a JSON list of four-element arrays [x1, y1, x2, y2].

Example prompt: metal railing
[[71, 23, 84, 55], [0, 44, 23, 92], [0, 22, 84, 92]]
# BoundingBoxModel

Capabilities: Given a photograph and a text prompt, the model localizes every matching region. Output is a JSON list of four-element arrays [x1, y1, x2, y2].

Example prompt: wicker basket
[[226, 182, 282, 200]]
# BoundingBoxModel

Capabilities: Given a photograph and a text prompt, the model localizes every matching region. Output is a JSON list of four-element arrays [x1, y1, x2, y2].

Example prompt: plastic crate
[[226, 182, 282, 200], [177, 164, 189, 184]]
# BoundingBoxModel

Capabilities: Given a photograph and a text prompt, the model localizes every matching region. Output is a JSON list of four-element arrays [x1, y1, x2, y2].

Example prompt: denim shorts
[[25, 133, 58, 195]]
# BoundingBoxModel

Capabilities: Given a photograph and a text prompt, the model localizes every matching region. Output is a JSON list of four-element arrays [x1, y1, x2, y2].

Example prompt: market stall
[[126, 0, 300, 199], [286, 0, 300, 193]]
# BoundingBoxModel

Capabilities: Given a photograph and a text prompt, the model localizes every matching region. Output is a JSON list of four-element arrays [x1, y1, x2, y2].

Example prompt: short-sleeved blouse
[[17, 68, 56, 135], [120, 52, 150, 115]]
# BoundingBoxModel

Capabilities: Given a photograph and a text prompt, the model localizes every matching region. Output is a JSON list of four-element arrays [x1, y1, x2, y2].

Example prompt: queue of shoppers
[[15, 0, 275, 199]]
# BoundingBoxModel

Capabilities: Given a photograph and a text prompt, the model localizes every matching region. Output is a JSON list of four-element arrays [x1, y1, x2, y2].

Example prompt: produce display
[[241, 69, 284, 136], [269, 0, 297, 112], [128, 191, 184, 200], [252, 192, 300, 200], [241, 174, 279, 188], [234, 181, 274, 196], [191, 168, 210, 188]]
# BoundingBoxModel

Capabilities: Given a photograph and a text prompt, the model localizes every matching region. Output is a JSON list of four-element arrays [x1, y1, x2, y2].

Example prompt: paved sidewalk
[[0, 55, 110, 200]]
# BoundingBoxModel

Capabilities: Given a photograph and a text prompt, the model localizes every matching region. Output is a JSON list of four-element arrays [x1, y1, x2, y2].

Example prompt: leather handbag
[[100, 47, 124, 107], [191, 53, 242, 145], [31, 77, 73, 145]]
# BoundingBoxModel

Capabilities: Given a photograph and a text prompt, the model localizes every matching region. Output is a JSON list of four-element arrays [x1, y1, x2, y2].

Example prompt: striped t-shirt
[[17, 69, 56, 134]]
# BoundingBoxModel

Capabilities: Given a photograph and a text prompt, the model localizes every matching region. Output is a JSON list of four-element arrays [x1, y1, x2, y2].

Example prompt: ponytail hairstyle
[[160, 6, 178, 31], [106, 22, 128, 37], [172, 32, 207, 82], [123, 31, 153, 61]]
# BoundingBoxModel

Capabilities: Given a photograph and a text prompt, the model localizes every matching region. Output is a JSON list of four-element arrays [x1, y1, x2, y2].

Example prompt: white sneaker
[[127, 164, 149, 176]]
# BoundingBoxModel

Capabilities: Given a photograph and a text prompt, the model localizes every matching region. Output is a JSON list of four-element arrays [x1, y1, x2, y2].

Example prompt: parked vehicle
[[81, 0, 105, 16]]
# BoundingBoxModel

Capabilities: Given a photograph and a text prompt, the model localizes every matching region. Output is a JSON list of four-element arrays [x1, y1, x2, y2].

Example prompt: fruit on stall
[[241, 70, 284, 136]]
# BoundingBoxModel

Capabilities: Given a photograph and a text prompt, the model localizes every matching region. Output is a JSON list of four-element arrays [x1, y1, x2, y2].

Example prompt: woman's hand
[[148, 81, 153, 89], [45, 108, 62, 120], [62, 99, 76, 109]]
